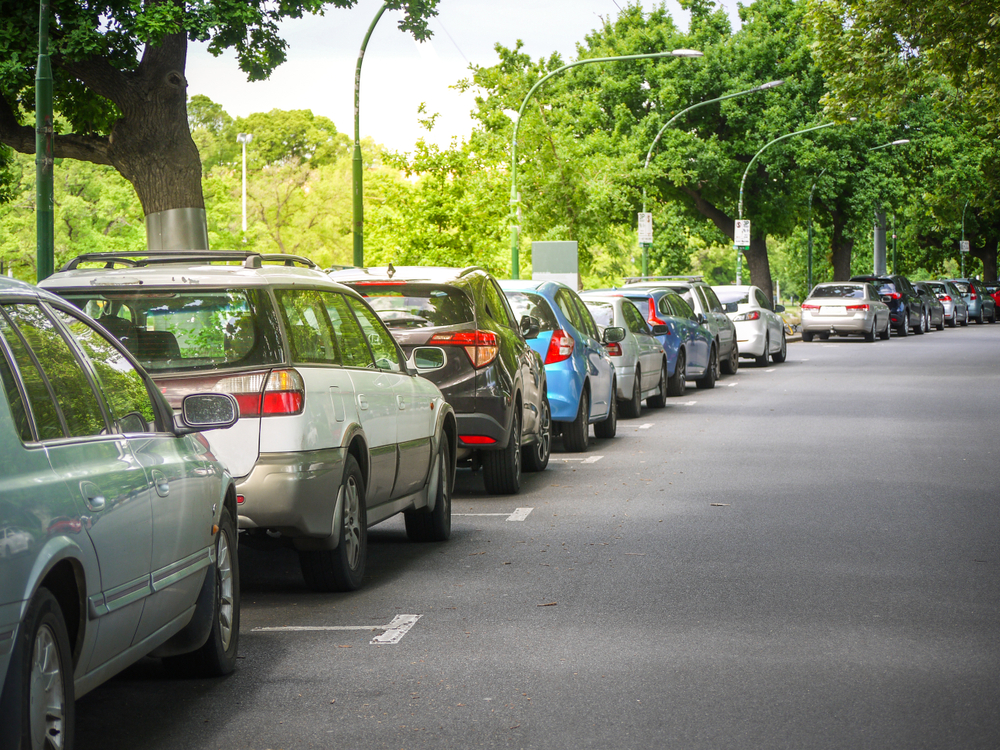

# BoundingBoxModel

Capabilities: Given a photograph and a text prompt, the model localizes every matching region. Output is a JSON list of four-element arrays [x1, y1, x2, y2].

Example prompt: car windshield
[[350, 284, 474, 329], [810, 285, 866, 299], [583, 301, 614, 327], [61, 289, 283, 373], [503, 291, 559, 332]]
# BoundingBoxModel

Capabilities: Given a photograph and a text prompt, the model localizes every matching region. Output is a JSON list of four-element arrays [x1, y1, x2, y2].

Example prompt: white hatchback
[[41, 251, 457, 592]]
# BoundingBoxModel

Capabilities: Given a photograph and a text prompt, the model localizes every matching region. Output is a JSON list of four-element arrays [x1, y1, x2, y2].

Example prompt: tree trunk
[[744, 235, 773, 302], [970, 225, 998, 281], [830, 209, 854, 280]]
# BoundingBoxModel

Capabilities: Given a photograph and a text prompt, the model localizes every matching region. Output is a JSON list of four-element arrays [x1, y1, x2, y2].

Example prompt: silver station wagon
[[0, 277, 240, 749]]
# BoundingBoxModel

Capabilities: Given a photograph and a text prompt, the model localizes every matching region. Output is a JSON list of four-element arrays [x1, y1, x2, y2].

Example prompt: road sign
[[637, 212, 653, 244], [960, 240, 970, 253], [734, 219, 751, 247]]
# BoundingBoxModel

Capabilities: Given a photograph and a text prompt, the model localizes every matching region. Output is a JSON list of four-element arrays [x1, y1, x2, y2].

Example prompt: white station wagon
[[41, 252, 457, 592]]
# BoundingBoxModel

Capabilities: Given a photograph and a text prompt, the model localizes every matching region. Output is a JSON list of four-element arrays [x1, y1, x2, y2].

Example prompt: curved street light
[[508, 48, 704, 279], [637, 79, 784, 276], [868, 139, 911, 274]]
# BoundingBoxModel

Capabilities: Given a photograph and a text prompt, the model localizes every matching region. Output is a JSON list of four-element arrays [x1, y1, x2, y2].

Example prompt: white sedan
[[712, 285, 788, 366]]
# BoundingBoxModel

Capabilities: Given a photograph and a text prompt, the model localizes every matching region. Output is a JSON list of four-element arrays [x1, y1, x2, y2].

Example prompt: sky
[[186, 0, 746, 154]]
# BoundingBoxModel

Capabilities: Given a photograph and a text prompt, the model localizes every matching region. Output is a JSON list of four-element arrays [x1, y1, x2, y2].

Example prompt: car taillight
[[460, 435, 497, 445], [733, 310, 761, 321], [939, 295, 952, 301], [428, 330, 499, 368], [605, 342, 623, 356], [969, 290, 977, 300], [647, 300, 666, 326], [846, 304, 871, 311], [801, 303, 820, 311], [544, 329, 575, 364], [885, 292, 902, 300], [215, 368, 305, 417]]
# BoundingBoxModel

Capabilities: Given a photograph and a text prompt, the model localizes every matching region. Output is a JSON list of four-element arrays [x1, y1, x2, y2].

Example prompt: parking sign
[[734, 220, 751, 247], [637, 212, 653, 244], [960, 240, 970, 253]]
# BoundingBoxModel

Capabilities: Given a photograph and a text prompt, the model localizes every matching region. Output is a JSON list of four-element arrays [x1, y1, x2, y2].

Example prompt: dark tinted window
[[504, 292, 559, 332], [622, 300, 650, 334], [352, 283, 475, 329], [484, 279, 517, 328], [346, 297, 404, 372], [554, 288, 586, 333], [667, 293, 696, 321]]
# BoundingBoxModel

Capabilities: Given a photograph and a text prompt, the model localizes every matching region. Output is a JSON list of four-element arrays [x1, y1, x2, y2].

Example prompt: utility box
[[531, 241, 579, 290]]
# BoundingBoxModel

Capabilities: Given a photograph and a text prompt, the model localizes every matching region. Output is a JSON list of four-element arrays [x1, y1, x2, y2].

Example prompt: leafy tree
[[0, 0, 438, 244]]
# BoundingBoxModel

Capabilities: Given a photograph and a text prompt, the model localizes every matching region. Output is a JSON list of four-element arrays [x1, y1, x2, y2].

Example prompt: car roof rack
[[60, 251, 319, 272], [623, 275, 703, 284]]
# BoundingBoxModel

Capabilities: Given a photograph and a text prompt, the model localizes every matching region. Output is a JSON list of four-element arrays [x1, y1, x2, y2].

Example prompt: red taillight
[[460, 435, 497, 445], [605, 342, 623, 356], [801, 303, 820, 311], [969, 291, 977, 300], [939, 295, 952, 302], [544, 329, 575, 364], [429, 330, 499, 368], [885, 292, 902, 300], [647, 299, 666, 326], [216, 369, 305, 417], [846, 304, 871, 311]]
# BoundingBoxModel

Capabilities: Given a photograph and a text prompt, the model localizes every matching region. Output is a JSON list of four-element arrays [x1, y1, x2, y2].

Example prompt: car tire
[[594, 382, 618, 439], [562, 387, 590, 452], [936, 312, 945, 330], [879, 318, 891, 340], [975, 310, 984, 324], [299, 454, 367, 592], [914, 310, 926, 334], [405, 437, 453, 541], [864, 320, 876, 342], [666, 350, 686, 396], [960, 312, 969, 326], [802, 331, 814, 342], [819, 333, 830, 340], [646, 361, 668, 408], [755, 335, 770, 366], [523, 397, 551, 471], [896, 319, 908, 337], [696, 345, 718, 389], [164, 504, 240, 676], [620, 370, 642, 419], [772, 331, 787, 363], [721, 342, 739, 374], [947, 314, 957, 328], [483, 409, 521, 495], [9, 588, 75, 750]]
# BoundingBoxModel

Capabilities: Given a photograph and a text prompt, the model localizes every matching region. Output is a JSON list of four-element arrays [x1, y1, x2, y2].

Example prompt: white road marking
[[453, 513, 510, 516], [582, 455, 604, 464], [506, 507, 533, 521], [683, 401, 698, 406], [550, 455, 604, 463], [371, 614, 422, 645], [726, 381, 739, 387], [638, 423, 654, 430], [253, 614, 423, 645], [766, 368, 777, 373]]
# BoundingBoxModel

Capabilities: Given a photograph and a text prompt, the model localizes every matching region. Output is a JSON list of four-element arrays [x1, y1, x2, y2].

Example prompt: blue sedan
[[500, 280, 619, 452]]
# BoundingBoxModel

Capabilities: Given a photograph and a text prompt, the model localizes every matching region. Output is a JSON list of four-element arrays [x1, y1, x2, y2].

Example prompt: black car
[[330, 265, 549, 495], [913, 282, 946, 331], [850, 274, 924, 336]]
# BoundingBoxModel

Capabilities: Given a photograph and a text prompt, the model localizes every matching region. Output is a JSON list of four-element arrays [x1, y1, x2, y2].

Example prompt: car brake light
[[460, 435, 497, 445], [647, 299, 666, 326], [939, 295, 952, 301], [605, 342, 623, 356], [801, 303, 820, 311], [544, 329, 575, 364], [351, 280, 407, 285], [846, 304, 871, 311], [428, 330, 499, 368], [733, 310, 760, 321], [969, 291, 977, 300], [885, 292, 902, 300], [215, 368, 305, 417]]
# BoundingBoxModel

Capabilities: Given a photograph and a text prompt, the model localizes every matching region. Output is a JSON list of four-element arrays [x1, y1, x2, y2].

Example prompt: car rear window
[[951, 281, 970, 294], [60, 289, 283, 373], [583, 301, 614, 327], [714, 288, 750, 305], [809, 285, 866, 299], [350, 284, 475, 329], [504, 292, 559, 332]]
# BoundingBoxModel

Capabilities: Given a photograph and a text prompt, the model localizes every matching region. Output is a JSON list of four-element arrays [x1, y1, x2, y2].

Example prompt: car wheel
[[802, 331, 814, 342], [646, 361, 668, 408], [594, 381, 618, 439], [879, 318, 891, 340], [772, 331, 787, 363], [696, 345, 718, 389], [819, 332, 830, 340], [562, 387, 590, 452], [721, 342, 739, 374], [523, 397, 551, 471], [405, 437, 453, 540], [960, 311, 969, 326], [755, 335, 770, 366], [864, 319, 876, 342], [915, 310, 926, 334], [947, 314, 956, 328], [299, 454, 367, 591], [620, 370, 642, 419], [666, 350, 686, 396], [976, 310, 984, 324], [483, 409, 521, 494], [896, 319, 908, 337], [165, 504, 240, 676], [9, 588, 75, 750]]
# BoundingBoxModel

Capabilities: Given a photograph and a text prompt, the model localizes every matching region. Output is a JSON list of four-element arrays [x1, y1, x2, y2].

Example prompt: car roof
[[329, 265, 489, 284], [498, 279, 575, 295], [0, 275, 67, 304]]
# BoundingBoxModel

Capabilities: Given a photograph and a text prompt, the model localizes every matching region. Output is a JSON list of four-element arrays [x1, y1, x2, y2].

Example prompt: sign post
[[734, 220, 751, 284], [638, 212, 653, 277]]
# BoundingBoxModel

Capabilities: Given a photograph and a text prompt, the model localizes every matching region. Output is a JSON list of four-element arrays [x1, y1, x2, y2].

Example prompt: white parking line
[[638, 423, 654, 430], [582, 455, 604, 464], [506, 507, 533, 521], [682, 401, 698, 406], [253, 614, 423, 645], [550, 455, 604, 463], [726, 381, 739, 387]]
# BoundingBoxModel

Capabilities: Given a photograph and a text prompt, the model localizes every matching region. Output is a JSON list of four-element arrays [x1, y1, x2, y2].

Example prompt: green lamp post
[[36, 0, 54, 282]]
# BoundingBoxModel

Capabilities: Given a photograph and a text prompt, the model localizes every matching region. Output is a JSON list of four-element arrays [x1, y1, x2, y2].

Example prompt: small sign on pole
[[959, 240, 970, 253], [734, 219, 751, 248], [637, 212, 653, 244]]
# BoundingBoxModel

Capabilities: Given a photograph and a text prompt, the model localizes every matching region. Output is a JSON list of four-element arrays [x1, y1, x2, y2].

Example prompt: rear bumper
[[801, 314, 870, 334], [236, 448, 346, 538], [734, 322, 766, 357], [545, 366, 585, 422]]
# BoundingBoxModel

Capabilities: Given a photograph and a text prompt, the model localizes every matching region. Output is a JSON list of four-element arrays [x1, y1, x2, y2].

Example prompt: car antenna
[[387, 262, 396, 279]]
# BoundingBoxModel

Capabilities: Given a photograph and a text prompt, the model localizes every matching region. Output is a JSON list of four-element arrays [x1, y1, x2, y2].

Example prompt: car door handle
[[396, 395, 406, 410], [357, 394, 369, 410], [81, 481, 105, 512], [151, 469, 169, 498]]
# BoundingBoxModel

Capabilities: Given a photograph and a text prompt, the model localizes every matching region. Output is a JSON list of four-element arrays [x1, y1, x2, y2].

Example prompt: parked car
[[800, 282, 892, 341], [0, 276, 240, 749], [621, 276, 739, 375], [912, 282, 946, 331], [923, 280, 969, 327], [712, 284, 788, 366], [581, 295, 674, 411], [850, 274, 923, 335], [329, 265, 548, 494], [983, 282, 1000, 318], [580, 288, 713, 398], [945, 278, 997, 324], [41, 251, 458, 593], [499, 280, 620, 452]]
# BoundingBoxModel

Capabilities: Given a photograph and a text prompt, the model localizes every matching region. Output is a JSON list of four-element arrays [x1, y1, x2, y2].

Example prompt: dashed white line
[[506, 507, 533, 521]]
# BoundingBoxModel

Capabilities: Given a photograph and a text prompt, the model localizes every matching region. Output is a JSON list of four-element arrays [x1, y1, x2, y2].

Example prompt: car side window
[[0, 338, 33, 442], [50, 307, 157, 433], [569, 293, 600, 340], [483, 279, 515, 329], [754, 289, 771, 310], [323, 293, 375, 369], [682, 289, 701, 315], [701, 286, 724, 314], [622, 301, 651, 334], [657, 296, 673, 317], [345, 297, 404, 373], [0, 303, 109, 439], [554, 288, 585, 333], [274, 289, 341, 365]]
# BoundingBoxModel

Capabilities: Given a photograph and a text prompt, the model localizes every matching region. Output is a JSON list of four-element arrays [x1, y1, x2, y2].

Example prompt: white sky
[[186, 0, 745, 153]]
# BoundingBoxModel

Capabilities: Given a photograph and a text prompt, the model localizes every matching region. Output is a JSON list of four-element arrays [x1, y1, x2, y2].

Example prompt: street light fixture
[[236, 132, 253, 233], [638, 79, 784, 276], [867, 139, 910, 274], [508, 48, 703, 279]]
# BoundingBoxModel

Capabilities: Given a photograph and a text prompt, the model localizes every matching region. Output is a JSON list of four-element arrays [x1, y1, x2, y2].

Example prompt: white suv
[[41, 252, 457, 592]]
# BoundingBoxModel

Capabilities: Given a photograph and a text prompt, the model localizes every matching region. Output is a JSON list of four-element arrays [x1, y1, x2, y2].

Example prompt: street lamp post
[[868, 140, 909, 275], [961, 199, 970, 277], [36, 0, 54, 282], [806, 168, 827, 292], [236, 133, 253, 233], [638, 79, 784, 276], [508, 48, 703, 280]]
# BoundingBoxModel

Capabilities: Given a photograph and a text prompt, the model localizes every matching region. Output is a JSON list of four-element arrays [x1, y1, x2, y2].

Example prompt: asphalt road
[[76, 323, 1000, 750]]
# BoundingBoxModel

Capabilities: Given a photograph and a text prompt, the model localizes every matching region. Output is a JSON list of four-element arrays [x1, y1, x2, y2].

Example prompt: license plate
[[820, 306, 845, 316]]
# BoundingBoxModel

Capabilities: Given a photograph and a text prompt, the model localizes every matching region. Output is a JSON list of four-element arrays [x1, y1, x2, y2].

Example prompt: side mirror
[[176, 393, 240, 435], [407, 346, 447, 373], [774, 304, 786, 313], [602, 326, 626, 344], [650, 324, 670, 336], [696, 313, 707, 324], [519, 315, 540, 340]]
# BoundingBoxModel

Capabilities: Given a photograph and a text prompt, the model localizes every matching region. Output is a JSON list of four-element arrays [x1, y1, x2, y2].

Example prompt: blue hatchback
[[500, 280, 619, 452]]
